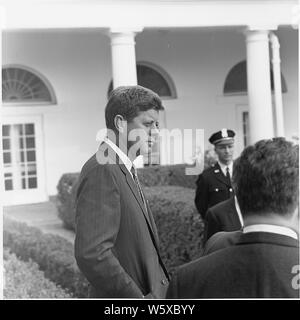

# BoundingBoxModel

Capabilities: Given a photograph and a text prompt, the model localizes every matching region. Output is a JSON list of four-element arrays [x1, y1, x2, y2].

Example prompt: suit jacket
[[74, 143, 169, 298], [202, 230, 242, 256], [167, 232, 300, 298], [203, 197, 242, 243], [195, 162, 234, 220]]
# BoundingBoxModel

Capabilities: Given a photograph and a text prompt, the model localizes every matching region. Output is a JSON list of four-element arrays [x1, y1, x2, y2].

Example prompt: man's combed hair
[[105, 85, 164, 131], [233, 137, 299, 216]]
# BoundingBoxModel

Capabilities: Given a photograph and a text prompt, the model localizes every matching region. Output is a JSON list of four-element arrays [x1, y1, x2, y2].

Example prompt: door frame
[[2, 114, 48, 206]]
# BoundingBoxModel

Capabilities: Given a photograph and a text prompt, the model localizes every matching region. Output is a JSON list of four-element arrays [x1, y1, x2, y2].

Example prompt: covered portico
[[1, 0, 297, 142], [0, 0, 298, 205]]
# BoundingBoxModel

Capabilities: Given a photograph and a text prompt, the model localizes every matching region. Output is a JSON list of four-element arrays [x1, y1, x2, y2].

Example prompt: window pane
[[3, 152, 11, 164], [20, 150, 25, 162], [25, 124, 34, 135], [19, 137, 24, 149], [27, 163, 37, 175], [27, 151, 36, 162], [5, 179, 13, 191], [3, 138, 10, 150], [28, 177, 37, 189], [4, 172, 12, 178], [26, 137, 35, 149], [2, 125, 10, 137], [2, 67, 53, 103], [22, 178, 27, 189]]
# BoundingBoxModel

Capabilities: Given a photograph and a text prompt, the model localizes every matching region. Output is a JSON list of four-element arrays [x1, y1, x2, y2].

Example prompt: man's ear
[[114, 115, 126, 133]]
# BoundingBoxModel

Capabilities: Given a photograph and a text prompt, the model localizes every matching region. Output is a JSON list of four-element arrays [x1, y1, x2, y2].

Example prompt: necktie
[[226, 166, 231, 181], [131, 166, 147, 210]]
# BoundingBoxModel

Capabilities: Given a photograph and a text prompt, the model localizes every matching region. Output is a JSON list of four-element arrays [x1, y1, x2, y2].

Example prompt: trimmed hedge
[[4, 248, 72, 299], [144, 186, 204, 271], [57, 181, 204, 273], [3, 218, 89, 298]]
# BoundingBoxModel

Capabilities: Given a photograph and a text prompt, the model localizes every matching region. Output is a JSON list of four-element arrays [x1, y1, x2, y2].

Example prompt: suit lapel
[[97, 142, 150, 220], [118, 162, 160, 245], [213, 162, 231, 186]]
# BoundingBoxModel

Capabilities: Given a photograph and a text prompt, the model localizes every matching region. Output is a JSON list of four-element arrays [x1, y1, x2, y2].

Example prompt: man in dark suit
[[195, 129, 235, 219], [203, 196, 243, 243], [167, 138, 299, 298], [75, 85, 169, 298]]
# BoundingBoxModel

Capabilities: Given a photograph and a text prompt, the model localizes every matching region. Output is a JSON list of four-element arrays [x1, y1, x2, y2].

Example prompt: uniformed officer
[[195, 129, 235, 220]]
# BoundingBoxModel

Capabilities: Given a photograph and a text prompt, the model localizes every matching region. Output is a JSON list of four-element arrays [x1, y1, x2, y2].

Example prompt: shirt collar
[[243, 224, 298, 240], [234, 196, 244, 227], [218, 161, 233, 176], [104, 137, 133, 176]]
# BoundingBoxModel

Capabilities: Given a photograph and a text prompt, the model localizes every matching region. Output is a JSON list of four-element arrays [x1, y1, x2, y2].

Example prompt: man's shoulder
[[203, 230, 242, 255], [80, 151, 120, 180], [80, 153, 100, 176], [177, 242, 234, 276], [200, 163, 219, 177]]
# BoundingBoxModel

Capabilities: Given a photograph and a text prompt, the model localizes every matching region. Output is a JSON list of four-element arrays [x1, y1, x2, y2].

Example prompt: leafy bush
[[145, 186, 204, 272], [3, 218, 89, 298], [4, 248, 72, 299], [57, 180, 204, 273], [56, 157, 218, 230]]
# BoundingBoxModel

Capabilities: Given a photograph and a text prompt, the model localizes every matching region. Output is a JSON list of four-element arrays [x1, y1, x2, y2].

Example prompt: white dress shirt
[[243, 224, 298, 240], [104, 137, 134, 177], [218, 161, 233, 178]]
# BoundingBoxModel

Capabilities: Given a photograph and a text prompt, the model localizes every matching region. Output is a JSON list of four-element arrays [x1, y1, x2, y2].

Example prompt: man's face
[[127, 109, 159, 159], [214, 142, 234, 165]]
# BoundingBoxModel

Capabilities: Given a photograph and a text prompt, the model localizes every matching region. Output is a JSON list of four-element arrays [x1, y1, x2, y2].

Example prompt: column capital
[[108, 27, 144, 46], [244, 29, 270, 43], [246, 25, 278, 32], [109, 26, 144, 35]]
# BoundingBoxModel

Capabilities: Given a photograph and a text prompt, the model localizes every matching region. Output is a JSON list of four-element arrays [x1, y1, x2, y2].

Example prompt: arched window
[[108, 62, 177, 99], [223, 60, 287, 95], [2, 66, 56, 105]]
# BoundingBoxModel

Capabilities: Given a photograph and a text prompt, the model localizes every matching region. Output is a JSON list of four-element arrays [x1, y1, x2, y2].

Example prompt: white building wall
[[2, 27, 298, 196]]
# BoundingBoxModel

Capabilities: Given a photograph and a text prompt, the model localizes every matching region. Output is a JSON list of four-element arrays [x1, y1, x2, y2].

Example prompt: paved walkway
[[3, 198, 75, 243]]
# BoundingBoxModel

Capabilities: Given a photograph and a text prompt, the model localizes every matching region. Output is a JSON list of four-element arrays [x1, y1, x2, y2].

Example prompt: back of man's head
[[233, 137, 299, 217]]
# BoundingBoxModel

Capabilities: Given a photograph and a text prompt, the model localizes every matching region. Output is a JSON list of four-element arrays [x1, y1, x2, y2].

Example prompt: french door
[[2, 115, 47, 205]]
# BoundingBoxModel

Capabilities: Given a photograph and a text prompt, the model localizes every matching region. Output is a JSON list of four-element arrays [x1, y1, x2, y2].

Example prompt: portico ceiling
[[0, 0, 298, 31]]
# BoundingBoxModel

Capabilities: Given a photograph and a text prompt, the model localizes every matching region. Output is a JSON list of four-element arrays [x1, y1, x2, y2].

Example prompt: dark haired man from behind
[[75, 85, 169, 298], [167, 138, 299, 298]]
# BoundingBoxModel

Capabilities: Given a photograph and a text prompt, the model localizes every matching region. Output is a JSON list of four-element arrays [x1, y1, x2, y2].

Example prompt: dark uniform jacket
[[195, 162, 234, 219], [166, 232, 300, 298], [74, 142, 169, 298], [203, 197, 242, 243]]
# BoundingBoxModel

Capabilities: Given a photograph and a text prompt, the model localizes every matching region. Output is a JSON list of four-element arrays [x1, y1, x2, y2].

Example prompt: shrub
[[4, 248, 72, 299], [3, 218, 89, 298], [138, 164, 198, 189], [57, 181, 204, 273], [144, 186, 204, 273], [56, 164, 199, 230], [57, 173, 79, 230]]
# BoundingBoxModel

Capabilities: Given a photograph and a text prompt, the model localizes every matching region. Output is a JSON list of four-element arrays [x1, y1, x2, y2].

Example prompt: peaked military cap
[[209, 128, 235, 145]]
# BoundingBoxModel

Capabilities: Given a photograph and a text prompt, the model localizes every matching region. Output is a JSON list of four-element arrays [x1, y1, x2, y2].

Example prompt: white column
[[270, 32, 285, 137], [110, 28, 142, 88], [245, 29, 274, 144], [0, 6, 4, 301]]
